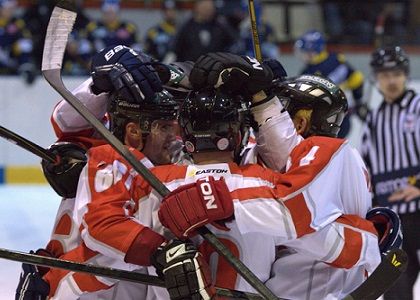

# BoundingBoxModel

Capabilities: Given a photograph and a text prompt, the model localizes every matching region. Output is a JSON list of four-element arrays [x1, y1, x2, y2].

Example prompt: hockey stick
[[41, 2, 277, 299], [0, 248, 266, 300], [343, 248, 408, 300], [248, 0, 262, 62], [0, 125, 57, 163]]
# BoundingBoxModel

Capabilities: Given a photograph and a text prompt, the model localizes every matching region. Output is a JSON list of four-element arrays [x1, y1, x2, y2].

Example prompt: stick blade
[[344, 248, 408, 300], [41, 1, 77, 72]]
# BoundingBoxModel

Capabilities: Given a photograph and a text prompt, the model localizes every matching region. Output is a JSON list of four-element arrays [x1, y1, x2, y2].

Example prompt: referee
[[360, 46, 420, 300]]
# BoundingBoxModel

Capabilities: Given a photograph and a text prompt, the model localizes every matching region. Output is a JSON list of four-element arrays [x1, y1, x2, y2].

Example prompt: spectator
[[144, 0, 177, 62], [86, 0, 140, 53], [63, 0, 93, 75], [174, 0, 237, 61], [361, 46, 420, 300], [295, 29, 366, 138], [21, 0, 53, 71], [0, 0, 35, 83]]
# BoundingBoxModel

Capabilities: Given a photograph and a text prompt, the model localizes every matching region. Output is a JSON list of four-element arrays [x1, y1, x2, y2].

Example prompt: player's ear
[[292, 114, 309, 135], [124, 122, 143, 149]]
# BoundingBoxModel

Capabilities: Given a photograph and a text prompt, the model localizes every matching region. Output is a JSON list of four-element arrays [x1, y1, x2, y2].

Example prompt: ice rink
[[0, 185, 418, 299]]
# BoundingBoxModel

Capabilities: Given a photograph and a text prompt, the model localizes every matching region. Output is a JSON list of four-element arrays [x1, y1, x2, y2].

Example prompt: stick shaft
[[248, 0, 262, 62], [0, 248, 264, 299], [0, 126, 56, 163]]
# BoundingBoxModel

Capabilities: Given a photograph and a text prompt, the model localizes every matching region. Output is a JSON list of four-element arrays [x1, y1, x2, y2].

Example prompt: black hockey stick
[[41, 2, 277, 299], [0, 125, 57, 163], [0, 248, 267, 300], [343, 248, 408, 300]]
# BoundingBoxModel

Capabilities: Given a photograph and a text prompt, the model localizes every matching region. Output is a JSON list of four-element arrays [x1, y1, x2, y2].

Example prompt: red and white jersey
[[249, 97, 378, 299], [51, 78, 109, 142], [46, 79, 110, 258]]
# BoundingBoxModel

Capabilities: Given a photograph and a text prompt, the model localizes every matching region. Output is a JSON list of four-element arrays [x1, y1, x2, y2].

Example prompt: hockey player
[[295, 30, 367, 137], [183, 52, 399, 299], [15, 46, 188, 300]]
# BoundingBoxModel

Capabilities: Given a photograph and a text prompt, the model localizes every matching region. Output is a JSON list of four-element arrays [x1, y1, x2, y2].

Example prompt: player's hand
[[158, 176, 234, 239], [151, 240, 215, 300], [90, 45, 163, 103], [41, 142, 86, 198], [388, 185, 420, 202], [190, 52, 273, 96], [15, 249, 51, 300], [263, 58, 288, 81], [366, 207, 403, 255]]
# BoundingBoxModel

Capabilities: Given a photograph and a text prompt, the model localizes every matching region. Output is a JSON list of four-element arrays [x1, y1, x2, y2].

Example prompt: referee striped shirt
[[360, 90, 420, 214]]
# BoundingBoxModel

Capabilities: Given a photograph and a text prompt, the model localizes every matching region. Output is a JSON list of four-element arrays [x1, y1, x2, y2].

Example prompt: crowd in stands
[[0, 0, 279, 82], [0, 0, 412, 83]]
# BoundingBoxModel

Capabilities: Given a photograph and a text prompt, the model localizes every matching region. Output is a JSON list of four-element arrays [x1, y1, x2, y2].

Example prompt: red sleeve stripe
[[328, 226, 363, 269], [335, 215, 378, 236], [283, 193, 315, 237]]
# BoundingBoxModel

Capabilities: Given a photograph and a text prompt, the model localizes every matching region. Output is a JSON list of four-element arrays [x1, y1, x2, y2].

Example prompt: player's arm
[[77, 145, 165, 266], [282, 214, 381, 273], [52, 45, 164, 138]]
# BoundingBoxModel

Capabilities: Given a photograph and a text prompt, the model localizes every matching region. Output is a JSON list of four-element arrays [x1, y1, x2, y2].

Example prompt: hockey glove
[[190, 52, 273, 96], [366, 207, 403, 255], [15, 249, 51, 300], [91, 45, 163, 102], [263, 58, 288, 81], [151, 239, 215, 300], [41, 142, 86, 198], [158, 176, 234, 239]]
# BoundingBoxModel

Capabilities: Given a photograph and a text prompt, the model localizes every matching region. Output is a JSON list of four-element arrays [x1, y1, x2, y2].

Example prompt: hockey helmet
[[370, 46, 409, 74], [295, 30, 325, 54], [180, 89, 247, 154], [274, 75, 348, 138], [108, 89, 179, 142]]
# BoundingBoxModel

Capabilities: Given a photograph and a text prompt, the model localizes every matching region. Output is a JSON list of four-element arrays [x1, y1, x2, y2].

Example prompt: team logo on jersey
[[391, 253, 402, 267], [186, 164, 231, 179]]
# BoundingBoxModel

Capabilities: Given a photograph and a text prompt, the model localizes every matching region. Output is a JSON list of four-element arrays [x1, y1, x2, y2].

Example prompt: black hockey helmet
[[370, 46, 409, 74], [108, 89, 179, 142], [180, 89, 247, 154], [274, 75, 348, 138]]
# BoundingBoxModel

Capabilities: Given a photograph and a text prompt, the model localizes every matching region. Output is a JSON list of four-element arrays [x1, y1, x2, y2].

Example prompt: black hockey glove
[[151, 240, 215, 300], [15, 249, 51, 300], [41, 142, 86, 198], [91, 45, 163, 103], [190, 52, 273, 96], [263, 58, 288, 81]]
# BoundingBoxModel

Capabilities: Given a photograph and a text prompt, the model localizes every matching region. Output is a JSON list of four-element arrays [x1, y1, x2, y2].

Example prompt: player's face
[[143, 120, 178, 165], [375, 69, 407, 103]]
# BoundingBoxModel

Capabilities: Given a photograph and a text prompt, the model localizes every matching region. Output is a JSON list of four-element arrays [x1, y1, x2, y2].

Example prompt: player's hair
[[273, 75, 348, 138], [370, 46, 409, 74]]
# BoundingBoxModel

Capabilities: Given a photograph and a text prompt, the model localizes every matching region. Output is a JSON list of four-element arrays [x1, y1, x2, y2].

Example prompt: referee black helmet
[[370, 46, 409, 74]]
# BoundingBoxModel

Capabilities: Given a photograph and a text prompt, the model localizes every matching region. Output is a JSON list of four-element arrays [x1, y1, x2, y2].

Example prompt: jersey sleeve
[[76, 145, 164, 266], [281, 214, 380, 272], [251, 95, 303, 171], [51, 78, 109, 139], [235, 138, 373, 245]]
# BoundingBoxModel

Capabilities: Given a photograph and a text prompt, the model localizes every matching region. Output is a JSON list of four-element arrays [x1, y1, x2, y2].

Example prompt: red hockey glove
[[158, 176, 234, 239], [151, 239, 215, 300]]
